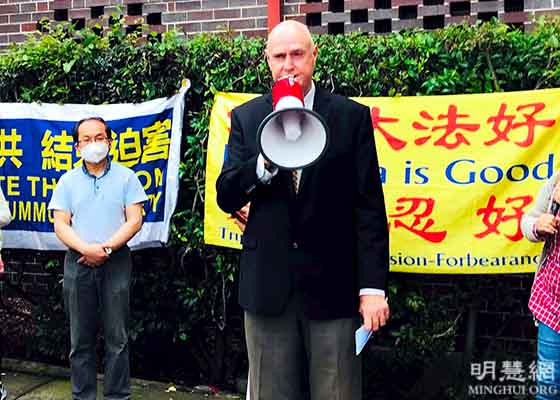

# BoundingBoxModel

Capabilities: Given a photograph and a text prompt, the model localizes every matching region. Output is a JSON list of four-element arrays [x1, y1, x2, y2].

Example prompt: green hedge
[[2, 16, 560, 397]]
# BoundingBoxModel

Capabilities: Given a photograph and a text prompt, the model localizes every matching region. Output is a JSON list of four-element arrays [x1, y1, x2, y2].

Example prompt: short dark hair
[[72, 116, 112, 143]]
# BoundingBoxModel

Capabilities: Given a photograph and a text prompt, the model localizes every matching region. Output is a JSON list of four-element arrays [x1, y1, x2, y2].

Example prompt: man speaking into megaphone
[[216, 20, 389, 400]]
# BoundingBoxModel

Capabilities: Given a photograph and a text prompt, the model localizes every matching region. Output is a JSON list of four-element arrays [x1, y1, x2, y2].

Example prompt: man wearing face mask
[[48, 117, 147, 400]]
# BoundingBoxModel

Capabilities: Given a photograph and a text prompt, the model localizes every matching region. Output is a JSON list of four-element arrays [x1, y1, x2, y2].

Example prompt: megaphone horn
[[257, 76, 329, 170]]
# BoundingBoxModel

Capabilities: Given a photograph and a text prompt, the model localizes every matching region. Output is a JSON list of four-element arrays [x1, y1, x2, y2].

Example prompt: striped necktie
[[292, 169, 301, 194]]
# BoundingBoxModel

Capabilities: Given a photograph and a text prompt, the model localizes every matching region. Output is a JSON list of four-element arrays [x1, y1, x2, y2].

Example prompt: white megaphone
[[256, 76, 329, 170]]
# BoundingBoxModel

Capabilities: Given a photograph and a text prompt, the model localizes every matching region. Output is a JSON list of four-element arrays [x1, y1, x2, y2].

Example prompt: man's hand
[[231, 203, 250, 233], [0, 254, 5, 276], [78, 244, 109, 268], [359, 295, 389, 331]]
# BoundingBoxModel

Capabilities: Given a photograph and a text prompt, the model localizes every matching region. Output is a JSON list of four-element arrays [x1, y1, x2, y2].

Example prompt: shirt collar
[[303, 82, 315, 111], [81, 157, 112, 179]]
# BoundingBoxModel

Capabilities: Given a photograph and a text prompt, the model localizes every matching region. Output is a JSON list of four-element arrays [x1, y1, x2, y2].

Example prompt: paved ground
[[2, 358, 243, 400]]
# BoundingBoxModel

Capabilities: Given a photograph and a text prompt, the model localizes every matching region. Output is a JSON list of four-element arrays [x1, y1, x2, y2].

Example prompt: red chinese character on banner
[[475, 195, 533, 241], [370, 107, 406, 150], [485, 103, 556, 147], [388, 197, 447, 243], [412, 105, 481, 149]]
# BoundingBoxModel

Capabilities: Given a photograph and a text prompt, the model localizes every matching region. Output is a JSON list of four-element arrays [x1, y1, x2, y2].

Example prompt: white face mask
[[80, 142, 109, 164]]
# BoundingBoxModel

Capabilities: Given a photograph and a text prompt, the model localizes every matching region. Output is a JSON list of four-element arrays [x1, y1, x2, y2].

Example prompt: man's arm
[[53, 210, 108, 267], [353, 104, 390, 331], [101, 203, 143, 251], [216, 109, 262, 214]]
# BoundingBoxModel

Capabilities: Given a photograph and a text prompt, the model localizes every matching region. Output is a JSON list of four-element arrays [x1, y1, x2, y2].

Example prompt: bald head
[[265, 21, 318, 95], [267, 21, 314, 52]]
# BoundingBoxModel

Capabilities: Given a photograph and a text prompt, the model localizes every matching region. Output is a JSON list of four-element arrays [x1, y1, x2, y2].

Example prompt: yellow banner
[[204, 89, 560, 274]]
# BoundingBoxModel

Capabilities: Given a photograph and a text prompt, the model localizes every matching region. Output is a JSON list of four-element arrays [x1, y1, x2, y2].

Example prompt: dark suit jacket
[[216, 86, 389, 320]]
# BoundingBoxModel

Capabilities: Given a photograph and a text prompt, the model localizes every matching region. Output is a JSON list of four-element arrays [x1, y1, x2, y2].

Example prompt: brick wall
[[0, 0, 273, 48], [287, 0, 560, 34], [0, 0, 558, 48]]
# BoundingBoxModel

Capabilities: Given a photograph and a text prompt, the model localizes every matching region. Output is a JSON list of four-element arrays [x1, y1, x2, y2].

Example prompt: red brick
[[419, 5, 446, 16], [0, 24, 20, 33], [20, 3, 37, 12], [52, 0, 70, 9], [85, 0, 109, 6], [230, 0, 256, 5], [0, 4, 18, 13], [214, 8, 240, 19], [243, 28, 266, 37], [200, 20, 225, 30], [175, 1, 200, 11], [446, 15, 475, 24], [9, 33, 28, 42], [201, 0, 227, 8], [148, 23, 166, 32], [32, 11, 53, 21], [348, 0, 374, 9], [392, 0, 420, 6], [143, 2, 166, 13], [242, 5, 266, 17], [473, 1, 499, 13], [21, 22, 37, 31], [69, 8, 90, 18], [177, 21, 200, 31], [501, 11, 528, 23], [167, 2, 175, 11], [285, 15, 305, 23], [229, 18, 255, 29], [10, 13, 31, 22], [393, 18, 421, 29], [123, 0, 144, 4], [162, 11, 186, 22], [299, 2, 328, 13], [187, 9, 212, 20]]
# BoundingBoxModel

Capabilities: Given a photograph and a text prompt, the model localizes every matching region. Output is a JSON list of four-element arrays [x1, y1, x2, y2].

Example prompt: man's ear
[[309, 45, 318, 71]]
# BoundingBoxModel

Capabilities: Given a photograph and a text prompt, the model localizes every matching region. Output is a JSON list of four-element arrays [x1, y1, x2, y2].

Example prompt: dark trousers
[[63, 247, 132, 400], [245, 293, 362, 400]]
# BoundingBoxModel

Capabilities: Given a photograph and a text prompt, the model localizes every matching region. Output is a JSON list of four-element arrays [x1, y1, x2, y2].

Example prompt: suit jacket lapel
[[298, 87, 331, 196]]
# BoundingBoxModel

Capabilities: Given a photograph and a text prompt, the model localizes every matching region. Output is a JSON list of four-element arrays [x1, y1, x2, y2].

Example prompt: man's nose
[[283, 55, 295, 70]]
